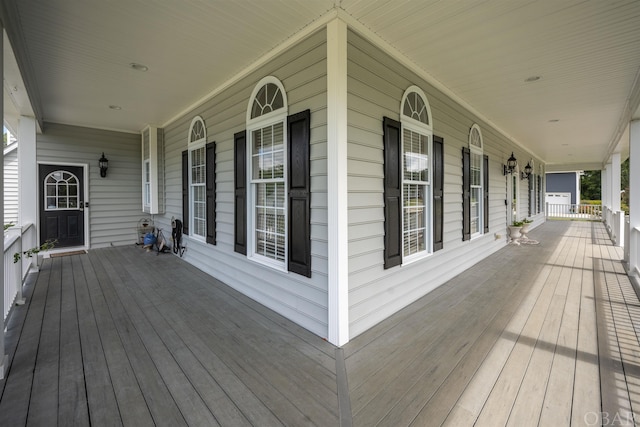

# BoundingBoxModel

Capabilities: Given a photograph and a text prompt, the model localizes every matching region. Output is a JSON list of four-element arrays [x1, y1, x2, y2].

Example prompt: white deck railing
[[3, 223, 36, 322], [546, 203, 602, 220]]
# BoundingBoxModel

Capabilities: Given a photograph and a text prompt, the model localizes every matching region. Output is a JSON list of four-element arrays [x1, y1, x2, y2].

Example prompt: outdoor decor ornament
[[521, 161, 533, 180], [99, 152, 109, 177], [503, 152, 517, 175]]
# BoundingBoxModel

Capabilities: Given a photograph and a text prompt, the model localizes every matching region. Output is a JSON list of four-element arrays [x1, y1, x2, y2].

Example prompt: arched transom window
[[250, 82, 285, 119], [401, 86, 433, 260], [45, 171, 79, 210], [402, 90, 430, 125]]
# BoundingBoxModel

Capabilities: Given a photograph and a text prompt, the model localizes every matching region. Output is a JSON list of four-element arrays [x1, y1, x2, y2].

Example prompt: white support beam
[[629, 120, 640, 278], [18, 116, 38, 275], [326, 17, 349, 346], [611, 152, 622, 212], [1, 24, 6, 380]]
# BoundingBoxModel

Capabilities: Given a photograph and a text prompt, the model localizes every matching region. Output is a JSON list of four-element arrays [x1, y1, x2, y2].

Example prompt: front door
[[39, 164, 85, 247]]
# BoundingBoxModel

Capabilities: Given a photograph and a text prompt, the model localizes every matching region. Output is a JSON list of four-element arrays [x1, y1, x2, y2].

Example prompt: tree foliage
[[581, 157, 629, 213], [580, 170, 601, 200]]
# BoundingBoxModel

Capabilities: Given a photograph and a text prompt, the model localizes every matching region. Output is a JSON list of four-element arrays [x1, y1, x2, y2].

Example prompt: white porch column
[[1, 24, 6, 379], [18, 116, 38, 261], [610, 152, 624, 246], [326, 18, 349, 346], [601, 168, 607, 217], [629, 120, 640, 278], [611, 152, 621, 212], [18, 116, 37, 226], [602, 163, 612, 225]]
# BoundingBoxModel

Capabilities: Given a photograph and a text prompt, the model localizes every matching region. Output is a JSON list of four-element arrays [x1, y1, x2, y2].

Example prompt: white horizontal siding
[[4, 148, 19, 224], [346, 30, 545, 339], [36, 123, 142, 248], [160, 29, 329, 338]]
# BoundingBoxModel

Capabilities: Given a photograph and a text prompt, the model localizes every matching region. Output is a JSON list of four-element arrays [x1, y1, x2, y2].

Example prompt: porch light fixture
[[99, 152, 109, 178], [503, 152, 517, 175], [521, 161, 533, 180]]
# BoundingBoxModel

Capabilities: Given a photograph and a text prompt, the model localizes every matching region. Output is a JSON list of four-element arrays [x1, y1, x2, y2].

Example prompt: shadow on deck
[[1, 221, 639, 426]]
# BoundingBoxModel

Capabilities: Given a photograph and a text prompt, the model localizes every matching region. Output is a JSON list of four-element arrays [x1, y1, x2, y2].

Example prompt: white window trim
[[400, 86, 433, 264], [469, 124, 484, 238], [188, 116, 207, 241], [246, 77, 289, 271], [143, 159, 151, 210]]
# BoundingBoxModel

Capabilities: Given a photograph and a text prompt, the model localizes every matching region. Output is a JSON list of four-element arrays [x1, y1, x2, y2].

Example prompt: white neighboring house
[[4, 141, 19, 226]]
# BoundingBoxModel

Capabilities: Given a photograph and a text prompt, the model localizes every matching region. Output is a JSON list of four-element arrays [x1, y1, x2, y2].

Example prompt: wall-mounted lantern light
[[99, 152, 109, 178], [503, 152, 517, 175], [521, 161, 533, 180]]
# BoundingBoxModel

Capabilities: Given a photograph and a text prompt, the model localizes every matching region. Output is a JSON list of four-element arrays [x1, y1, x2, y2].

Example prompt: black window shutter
[[462, 147, 471, 241], [206, 141, 216, 245], [383, 117, 402, 269], [234, 131, 247, 255], [433, 135, 444, 251], [287, 110, 312, 277], [181, 150, 189, 236], [528, 174, 533, 216], [538, 175, 542, 213], [483, 154, 489, 233]]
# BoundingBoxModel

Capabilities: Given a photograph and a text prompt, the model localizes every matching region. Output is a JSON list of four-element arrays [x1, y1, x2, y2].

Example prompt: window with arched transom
[[247, 77, 288, 268], [400, 86, 433, 260]]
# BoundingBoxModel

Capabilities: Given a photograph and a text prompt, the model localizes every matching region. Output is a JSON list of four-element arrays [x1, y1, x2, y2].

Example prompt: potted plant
[[520, 218, 533, 238], [508, 220, 524, 240]]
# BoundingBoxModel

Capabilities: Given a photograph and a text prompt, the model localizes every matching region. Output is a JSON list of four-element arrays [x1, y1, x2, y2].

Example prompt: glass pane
[[403, 184, 426, 256], [252, 124, 284, 181], [47, 197, 56, 209], [403, 129, 428, 182], [254, 182, 286, 262], [471, 153, 482, 186], [47, 185, 56, 197], [58, 197, 68, 209], [69, 198, 78, 208]]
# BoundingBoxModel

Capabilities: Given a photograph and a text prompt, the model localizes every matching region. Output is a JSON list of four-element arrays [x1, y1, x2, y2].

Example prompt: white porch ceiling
[[3, 0, 640, 170]]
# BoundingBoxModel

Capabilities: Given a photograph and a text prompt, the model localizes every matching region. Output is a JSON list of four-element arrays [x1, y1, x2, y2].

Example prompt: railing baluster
[[3, 223, 34, 322]]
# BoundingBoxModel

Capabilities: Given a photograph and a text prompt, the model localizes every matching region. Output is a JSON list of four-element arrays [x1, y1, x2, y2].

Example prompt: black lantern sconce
[[99, 152, 109, 178], [521, 161, 533, 180], [502, 152, 517, 175]]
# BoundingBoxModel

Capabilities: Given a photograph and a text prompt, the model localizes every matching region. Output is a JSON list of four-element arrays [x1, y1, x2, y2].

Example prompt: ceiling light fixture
[[524, 76, 541, 82], [108, 105, 122, 110], [549, 119, 559, 122], [130, 62, 149, 72]]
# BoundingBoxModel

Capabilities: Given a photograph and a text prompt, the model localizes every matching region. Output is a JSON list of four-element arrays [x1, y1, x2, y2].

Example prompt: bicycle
[[143, 227, 170, 255], [154, 228, 171, 255]]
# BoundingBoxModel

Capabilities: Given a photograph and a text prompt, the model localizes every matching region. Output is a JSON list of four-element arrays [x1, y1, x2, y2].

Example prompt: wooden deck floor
[[1, 220, 640, 426]]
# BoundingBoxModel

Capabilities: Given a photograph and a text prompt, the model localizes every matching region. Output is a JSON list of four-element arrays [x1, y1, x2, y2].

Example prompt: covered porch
[[1, 220, 639, 426]]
